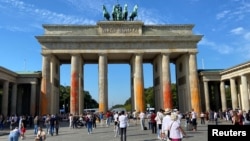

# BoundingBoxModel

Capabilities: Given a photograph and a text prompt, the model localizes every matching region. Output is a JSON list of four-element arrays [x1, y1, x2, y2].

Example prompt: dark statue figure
[[102, 3, 138, 21], [129, 4, 138, 21], [102, 5, 110, 20]]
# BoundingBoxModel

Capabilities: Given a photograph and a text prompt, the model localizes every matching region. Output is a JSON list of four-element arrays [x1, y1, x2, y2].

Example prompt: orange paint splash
[[163, 82, 172, 109]]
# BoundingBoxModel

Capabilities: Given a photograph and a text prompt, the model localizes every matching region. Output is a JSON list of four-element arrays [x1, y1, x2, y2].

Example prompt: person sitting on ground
[[36, 127, 46, 141]]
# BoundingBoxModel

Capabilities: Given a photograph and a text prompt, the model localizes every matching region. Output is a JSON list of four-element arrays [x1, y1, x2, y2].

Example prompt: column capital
[[188, 51, 198, 55], [161, 52, 170, 56]]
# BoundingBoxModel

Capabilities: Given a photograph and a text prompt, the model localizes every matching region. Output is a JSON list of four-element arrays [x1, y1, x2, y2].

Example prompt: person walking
[[191, 109, 197, 131], [49, 115, 56, 136], [69, 114, 73, 129], [150, 110, 157, 134], [162, 108, 172, 140], [118, 111, 128, 141], [54, 114, 60, 135], [155, 109, 164, 139], [167, 113, 186, 141], [139, 111, 146, 130], [200, 112, 205, 124], [33, 116, 39, 135], [86, 112, 93, 134], [114, 112, 120, 138]]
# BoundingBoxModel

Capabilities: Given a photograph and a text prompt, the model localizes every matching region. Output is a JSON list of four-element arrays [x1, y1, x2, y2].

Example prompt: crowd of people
[[1, 108, 250, 141]]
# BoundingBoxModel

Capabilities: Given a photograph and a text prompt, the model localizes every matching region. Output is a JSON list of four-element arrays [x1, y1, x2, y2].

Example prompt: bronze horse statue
[[102, 5, 110, 20], [129, 5, 138, 21], [122, 4, 128, 20]]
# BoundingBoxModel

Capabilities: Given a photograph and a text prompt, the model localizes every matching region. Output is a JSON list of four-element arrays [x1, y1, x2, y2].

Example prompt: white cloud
[[199, 38, 234, 54], [216, 10, 230, 20], [230, 27, 244, 35], [244, 32, 250, 40]]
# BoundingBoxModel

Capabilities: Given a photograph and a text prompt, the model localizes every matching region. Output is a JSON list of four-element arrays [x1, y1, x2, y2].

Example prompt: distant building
[[0, 66, 41, 116]]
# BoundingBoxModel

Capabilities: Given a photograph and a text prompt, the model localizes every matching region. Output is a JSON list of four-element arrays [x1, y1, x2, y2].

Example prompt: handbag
[[168, 121, 174, 140]]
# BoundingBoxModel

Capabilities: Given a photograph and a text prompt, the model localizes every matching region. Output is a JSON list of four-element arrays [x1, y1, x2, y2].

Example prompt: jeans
[[50, 125, 54, 135], [140, 119, 145, 130], [34, 124, 38, 135], [8, 135, 19, 141], [87, 121, 93, 133], [120, 127, 127, 141]]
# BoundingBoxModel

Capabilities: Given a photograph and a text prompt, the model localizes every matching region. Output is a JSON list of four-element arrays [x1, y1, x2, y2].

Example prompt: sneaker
[[88, 132, 90, 134]]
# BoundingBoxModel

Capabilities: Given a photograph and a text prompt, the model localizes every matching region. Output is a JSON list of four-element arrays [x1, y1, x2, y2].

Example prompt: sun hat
[[170, 112, 178, 121], [164, 108, 172, 114]]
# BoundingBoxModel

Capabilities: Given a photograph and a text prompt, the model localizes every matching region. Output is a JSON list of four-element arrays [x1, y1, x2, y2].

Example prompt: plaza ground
[[0, 119, 231, 141]]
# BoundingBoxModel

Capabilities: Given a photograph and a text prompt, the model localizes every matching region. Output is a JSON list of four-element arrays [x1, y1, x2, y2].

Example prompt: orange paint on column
[[99, 102, 104, 113], [71, 72, 79, 114], [136, 81, 145, 112], [40, 78, 48, 115], [191, 79, 201, 114], [163, 82, 172, 109]]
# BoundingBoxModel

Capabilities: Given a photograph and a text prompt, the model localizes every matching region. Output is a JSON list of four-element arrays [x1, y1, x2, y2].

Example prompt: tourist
[[114, 112, 120, 138], [8, 127, 21, 141], [35, 126, 46, 141], [167, 113, 186, 141], [119, 111, 128, 141], [155, 109, 164, 139], [200, 112, 205, 124], [113, 112, 119, 132], [86, 112, 93, 134], [139, 111, 146, 130], [49, 115, 56, 136], [132, 110, 138, 125], [161, 108, 172, 140], [191, 109, 197, 131], [54, 114, 60, 135], [150, 110, 157, 134], [33, 116, 39, 135], [231, 110, 240, 125], [146, 111, 152, 130], [69, 114, 73, 128]]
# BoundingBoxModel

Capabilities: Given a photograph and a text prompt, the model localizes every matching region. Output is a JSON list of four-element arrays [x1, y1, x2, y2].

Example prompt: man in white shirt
[[139, 111, 146, 130], [119, 111, 128, 141]]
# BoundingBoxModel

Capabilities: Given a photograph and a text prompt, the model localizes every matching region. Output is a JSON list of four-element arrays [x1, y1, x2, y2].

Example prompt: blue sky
[[1, 0, 250, 107]]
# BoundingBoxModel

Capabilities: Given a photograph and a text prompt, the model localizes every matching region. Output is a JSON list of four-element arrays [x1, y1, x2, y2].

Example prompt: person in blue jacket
[[8, 127, 21, 141]]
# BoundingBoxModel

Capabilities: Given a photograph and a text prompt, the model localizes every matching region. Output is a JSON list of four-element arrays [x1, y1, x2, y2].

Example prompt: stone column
[[41, 54, 51, 115], [162, 53, 172, 109], [99, 54, 108, 113], [189, 53, 201, 114], [230, 78, 238, 110], [203, 81, 210, 112], [11, 83, 17, 115], [133, 54, 145, 112], [220, 81, 227, 112], [78, 57, 83, 114], [70, 54, 80, 114], [214, 83, 220, 110], [30, 82, 37, 116], [241, 75, 249, 111], [2, 81, 9, 116]]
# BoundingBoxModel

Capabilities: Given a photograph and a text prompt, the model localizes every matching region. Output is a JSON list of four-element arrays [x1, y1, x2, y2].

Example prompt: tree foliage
[[59, 85, 98, 112]]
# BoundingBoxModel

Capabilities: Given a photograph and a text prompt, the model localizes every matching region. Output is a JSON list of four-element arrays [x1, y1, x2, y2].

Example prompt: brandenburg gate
[[36, 21, 203, 115]]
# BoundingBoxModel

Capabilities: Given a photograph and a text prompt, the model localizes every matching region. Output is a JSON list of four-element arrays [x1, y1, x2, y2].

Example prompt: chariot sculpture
[[102, 3, 138, 21]]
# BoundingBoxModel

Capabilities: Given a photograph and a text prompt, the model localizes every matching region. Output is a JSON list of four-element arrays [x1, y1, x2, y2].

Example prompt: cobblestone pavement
[[0, 119, 231, 141]]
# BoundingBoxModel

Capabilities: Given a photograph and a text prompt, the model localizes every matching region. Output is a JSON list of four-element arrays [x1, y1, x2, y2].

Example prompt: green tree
[[59, 85, 99, 112]]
